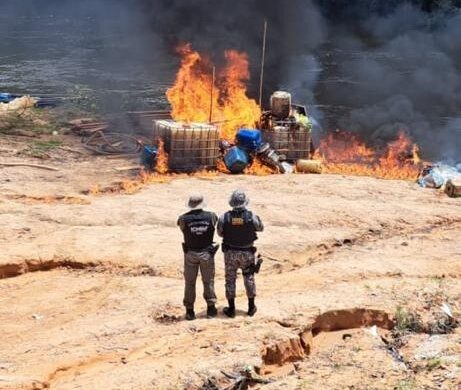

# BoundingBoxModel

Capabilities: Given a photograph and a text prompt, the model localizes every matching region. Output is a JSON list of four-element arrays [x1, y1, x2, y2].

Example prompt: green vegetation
[[0, 110, 59, 135], [297, 378, 314, 388], [395, 306, 424, 333], [23, 140, 63, 158], [426, 357, 443, 371], [394, 379, 417, 390]]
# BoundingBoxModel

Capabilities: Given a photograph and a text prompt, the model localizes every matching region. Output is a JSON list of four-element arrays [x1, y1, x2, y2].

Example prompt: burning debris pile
[[140, 44, 427, 182], [141, 44, 317, 175]]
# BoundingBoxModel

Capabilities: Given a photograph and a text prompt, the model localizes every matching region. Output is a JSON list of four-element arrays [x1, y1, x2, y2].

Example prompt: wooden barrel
[[296, 159, 323, 174]]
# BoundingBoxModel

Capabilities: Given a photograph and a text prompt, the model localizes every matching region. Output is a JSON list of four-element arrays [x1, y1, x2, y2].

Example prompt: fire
[[155, 139, 169, 174], [167, 44, 261, 140], [166, 45, 214, 124], [244, 157, 277, 176], [314, 130, 422, 180], [87, 169, 220, 197], [217, 158, 230, 174], [220, 50, 262, 140]]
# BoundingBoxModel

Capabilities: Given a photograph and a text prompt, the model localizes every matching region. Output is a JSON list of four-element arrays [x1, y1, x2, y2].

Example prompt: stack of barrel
[[260, 91, 321, 173]]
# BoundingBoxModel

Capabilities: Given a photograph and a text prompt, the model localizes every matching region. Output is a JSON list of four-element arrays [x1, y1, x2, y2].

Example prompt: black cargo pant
[[183, 250, 217, 309]]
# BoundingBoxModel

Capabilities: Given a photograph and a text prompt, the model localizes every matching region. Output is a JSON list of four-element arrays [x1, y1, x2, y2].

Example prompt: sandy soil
[[0, 133, 460, 390]]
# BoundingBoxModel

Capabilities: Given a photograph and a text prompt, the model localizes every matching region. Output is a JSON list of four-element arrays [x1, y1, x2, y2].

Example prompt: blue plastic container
[[224, 146, 249, 174], [0, 93, 15, 103], [141, 145, 158, 170], [236, 129, 262, 152]]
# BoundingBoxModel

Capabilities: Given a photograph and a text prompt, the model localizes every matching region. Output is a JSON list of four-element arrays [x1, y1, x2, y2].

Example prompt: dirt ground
[[0, 132, 460, 390]]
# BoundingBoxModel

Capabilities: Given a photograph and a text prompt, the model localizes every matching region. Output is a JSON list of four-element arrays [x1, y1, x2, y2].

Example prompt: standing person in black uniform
[[217, 190, 264, 318], [178, 194, 218, 321]]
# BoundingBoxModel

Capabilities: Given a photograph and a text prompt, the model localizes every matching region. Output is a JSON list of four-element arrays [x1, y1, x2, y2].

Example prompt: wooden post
[[259, 20, 268, 108], [209, 66, 216, 123]]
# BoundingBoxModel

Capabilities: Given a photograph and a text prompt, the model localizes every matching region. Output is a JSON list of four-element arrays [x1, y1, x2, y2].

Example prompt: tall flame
[[166, 45, 214, 124], [167, 44, 261, 140]]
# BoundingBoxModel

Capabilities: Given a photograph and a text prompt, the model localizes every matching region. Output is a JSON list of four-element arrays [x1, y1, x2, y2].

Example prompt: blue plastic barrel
[[224, 146, 249, 174], [236, 129, 262, 152], [141, 145, 158, 170]]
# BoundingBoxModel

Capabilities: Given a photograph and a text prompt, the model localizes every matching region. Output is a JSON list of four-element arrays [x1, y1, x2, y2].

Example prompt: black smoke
[[315, 1, 461, 161], [135, 0, 460, 160], [138, 0, 326, 106]]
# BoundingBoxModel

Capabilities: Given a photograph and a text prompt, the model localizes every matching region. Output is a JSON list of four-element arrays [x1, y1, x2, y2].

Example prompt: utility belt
[[221, 244, 257, 254], [182, 243, 219, 256]]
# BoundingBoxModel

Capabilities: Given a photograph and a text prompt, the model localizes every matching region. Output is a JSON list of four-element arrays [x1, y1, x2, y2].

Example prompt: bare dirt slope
[[0, 135, 460, 390]]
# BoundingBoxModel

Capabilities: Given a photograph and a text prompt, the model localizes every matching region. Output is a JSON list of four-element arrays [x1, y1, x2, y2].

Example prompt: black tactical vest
[[181, 211, 215, 251], [222, 209, 258, 248]]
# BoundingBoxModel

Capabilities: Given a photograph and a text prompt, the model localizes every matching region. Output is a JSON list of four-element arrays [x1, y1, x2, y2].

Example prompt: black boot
[[223, 299, 236, 318], [247, 298, 257, 317], [207, 304, 218, 318], [186, 308, 196, 321]]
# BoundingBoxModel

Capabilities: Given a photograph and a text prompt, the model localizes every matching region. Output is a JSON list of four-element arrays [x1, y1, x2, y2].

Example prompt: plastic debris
[[0, 96, 37, 116], [281, 161, 294, 174], [224, 146, 249, 174], [0, 92, 16, 103], [296, 159, 323, 174], [418, 164, 461, 189], [236, 129, 263, 152], [0, 92, 60, 107], [141, 145, 158, 170], [367, 325, 379, 338], [441, 303, 453, 318]]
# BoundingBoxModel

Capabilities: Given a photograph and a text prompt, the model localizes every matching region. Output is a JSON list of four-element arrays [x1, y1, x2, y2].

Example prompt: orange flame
[[314, 130, 422, 180], [244, 157, 277, 176], [155, 139, 169, 175], [167, 43, 261, 140], [166, 44, 214, 124], [217, 158, 230, 174]]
